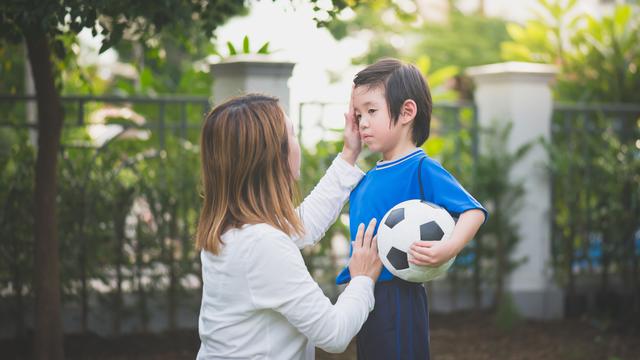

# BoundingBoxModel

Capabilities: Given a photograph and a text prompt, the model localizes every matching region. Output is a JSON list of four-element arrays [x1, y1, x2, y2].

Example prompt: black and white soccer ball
[[377, 199, 456, 283]]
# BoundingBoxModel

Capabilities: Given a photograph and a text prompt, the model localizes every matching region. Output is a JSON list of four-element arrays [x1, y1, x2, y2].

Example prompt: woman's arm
[[290, 93, 362, 249], [246, 221, 380, 353], [291, 153, 363, 249]]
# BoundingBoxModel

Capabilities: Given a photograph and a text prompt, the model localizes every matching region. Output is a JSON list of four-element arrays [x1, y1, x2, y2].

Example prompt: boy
[[337, 58, 487, 359]]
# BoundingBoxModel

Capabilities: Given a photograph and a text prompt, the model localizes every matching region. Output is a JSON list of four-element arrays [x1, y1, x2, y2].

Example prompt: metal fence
[[2, 94, 638, 336], [549, 102, 640, 300], [0, 94, 210, 337]]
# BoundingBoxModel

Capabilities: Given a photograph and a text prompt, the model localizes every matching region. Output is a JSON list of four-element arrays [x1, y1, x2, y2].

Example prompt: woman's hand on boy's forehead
[[340, 84, 361, 165], [345, 84, 357, 131], [349, 84, 355, 110], [348, 84, 358, 123]]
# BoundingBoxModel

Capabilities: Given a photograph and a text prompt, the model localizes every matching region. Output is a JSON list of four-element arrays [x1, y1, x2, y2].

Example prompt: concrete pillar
[[467, 61, 563, 319], [210, 54, 295, 115]]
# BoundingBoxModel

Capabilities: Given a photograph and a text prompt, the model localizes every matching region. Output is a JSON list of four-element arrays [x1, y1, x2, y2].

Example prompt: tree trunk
[[25, 28, 65, 360]]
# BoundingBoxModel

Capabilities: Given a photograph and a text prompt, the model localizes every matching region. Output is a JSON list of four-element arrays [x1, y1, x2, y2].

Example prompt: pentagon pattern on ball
[[384, 208, 404, 229], [420, 221, 444, 241], [386, 247, 409, 270]]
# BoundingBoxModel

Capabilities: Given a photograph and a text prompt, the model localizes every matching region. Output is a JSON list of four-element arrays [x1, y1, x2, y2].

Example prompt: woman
[[195, 93, 381, 359]]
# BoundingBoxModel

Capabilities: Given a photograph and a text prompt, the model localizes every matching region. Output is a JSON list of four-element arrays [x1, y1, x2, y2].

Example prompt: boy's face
[[353, 84, 405, 155]]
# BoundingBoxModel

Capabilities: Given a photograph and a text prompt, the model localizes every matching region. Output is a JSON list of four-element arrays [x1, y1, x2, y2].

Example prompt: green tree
[[325, 2, 509, 99], [324, 0, 417, 63], [0, 41, 26, 94], [0, 129, 35, 339], [1, 1, 361, 355], [0, 2, 247, 358], [501, 0, 640, 102], [503, 1, 640, 317]]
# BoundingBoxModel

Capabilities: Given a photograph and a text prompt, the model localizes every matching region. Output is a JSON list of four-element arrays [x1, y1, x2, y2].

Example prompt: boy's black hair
[[353, 58, 432, 146]]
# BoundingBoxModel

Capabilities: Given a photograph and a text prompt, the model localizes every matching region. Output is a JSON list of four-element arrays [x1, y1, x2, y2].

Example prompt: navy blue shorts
[[356, 277, 430, 360]]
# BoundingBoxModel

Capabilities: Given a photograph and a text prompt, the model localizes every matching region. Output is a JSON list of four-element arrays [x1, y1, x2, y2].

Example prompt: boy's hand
[[409, 210, 485, 267], [408, 240, 456, 267], [341, 84, 361, 165]]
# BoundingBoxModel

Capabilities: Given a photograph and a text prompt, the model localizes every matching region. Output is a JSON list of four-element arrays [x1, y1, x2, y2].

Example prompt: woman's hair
[[196, 94, 304, 254]]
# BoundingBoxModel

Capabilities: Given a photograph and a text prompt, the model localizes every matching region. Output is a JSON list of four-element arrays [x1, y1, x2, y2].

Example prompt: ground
[[3, 311, 639, 359]]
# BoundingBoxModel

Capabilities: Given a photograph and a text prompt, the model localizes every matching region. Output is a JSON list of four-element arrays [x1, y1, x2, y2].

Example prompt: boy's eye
[[368, 109, 377, 114], [355, 114, 362, 121]]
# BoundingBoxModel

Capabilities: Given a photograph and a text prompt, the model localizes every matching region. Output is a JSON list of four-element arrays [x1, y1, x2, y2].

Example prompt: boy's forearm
[[448, 209, 485, 255]]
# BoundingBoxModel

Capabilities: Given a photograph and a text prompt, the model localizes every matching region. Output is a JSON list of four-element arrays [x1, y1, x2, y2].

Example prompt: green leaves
[[242, 35, 250, 53], [501, 0, 640, 103], [226, 41, 237, 56], [1, 0, 249, 60], [224, 35, 270, 57], [428, 66, 459, 89], [414, 55, 460, 102], [501, 20, 555, 63], [257, 41, 270, 54]]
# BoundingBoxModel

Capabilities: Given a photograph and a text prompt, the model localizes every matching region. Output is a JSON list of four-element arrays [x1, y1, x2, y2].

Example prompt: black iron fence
[[1, 94, 638, 336], [0, 95, 210, 337], [549, 102, 640, 317]]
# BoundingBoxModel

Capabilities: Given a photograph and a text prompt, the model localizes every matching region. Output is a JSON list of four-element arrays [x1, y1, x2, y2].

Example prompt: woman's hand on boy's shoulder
[[341, 85, 361, 165], [408, 240, 456, 267]]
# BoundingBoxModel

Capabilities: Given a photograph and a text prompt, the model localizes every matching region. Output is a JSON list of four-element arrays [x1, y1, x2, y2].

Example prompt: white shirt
[[197, 155, 374, 359]]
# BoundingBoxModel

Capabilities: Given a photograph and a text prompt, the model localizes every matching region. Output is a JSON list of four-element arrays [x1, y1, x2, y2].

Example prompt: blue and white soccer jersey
[[337, 148, 487, 284]]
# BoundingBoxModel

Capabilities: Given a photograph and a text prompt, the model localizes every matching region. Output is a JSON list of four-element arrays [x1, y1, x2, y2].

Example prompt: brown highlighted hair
[[196, 94, 303, 254], [354, 58, 433, 146]]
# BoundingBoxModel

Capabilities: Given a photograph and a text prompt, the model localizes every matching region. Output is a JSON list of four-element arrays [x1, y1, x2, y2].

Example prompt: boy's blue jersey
[[336, 148, 488, 284]]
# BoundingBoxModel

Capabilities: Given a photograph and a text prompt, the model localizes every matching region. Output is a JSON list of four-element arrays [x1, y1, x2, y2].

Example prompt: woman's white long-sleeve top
[[197, 154, 374, 359]]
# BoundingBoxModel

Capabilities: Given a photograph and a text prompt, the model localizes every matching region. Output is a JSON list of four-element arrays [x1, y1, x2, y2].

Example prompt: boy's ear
[[399, 99, 417, 125]]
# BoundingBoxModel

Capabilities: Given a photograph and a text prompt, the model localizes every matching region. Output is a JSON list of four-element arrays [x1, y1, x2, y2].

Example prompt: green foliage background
[[0, 0, 638, 337]]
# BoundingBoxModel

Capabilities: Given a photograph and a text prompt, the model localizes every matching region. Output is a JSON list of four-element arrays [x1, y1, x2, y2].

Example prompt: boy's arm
[[408, 209, 485, 266]]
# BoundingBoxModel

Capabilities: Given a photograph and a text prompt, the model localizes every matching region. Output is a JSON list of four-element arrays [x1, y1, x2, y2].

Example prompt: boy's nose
[[358, 117, 369, 129]]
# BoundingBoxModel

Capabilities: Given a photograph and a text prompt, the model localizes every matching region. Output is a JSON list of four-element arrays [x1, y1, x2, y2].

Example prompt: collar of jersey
[[375, 148, 424, 170]]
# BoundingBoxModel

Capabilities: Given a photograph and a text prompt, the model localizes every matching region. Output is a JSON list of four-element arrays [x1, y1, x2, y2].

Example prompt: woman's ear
[[399, 99, 417, 125]]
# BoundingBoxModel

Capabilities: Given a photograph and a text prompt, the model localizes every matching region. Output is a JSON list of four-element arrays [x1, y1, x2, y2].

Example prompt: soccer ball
[[377, 199, 456, 283]]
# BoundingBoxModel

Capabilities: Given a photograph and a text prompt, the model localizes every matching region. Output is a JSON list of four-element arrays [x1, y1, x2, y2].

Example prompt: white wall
[[467, 61, 564, 319]]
